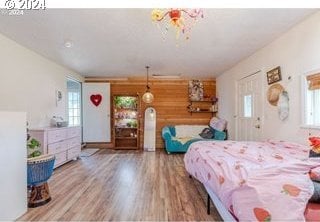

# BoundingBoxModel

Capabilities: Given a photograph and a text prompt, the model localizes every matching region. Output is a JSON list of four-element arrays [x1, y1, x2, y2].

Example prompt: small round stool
[[27, 154, 55, 208]]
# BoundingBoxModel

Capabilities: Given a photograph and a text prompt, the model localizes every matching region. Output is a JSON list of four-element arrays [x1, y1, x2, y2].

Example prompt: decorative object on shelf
[[267, 83, 284, 106], [267, 66, 282, 85], [142, 66, 154, 104], [51, 116, 68, 127], [278, 90, 289, 121], [189, 80, 204, 101], [151, 8, 204, 41], [211, 103, 218, 112], [114, 96, 137, 109], [126, 120, 138, 128], [211, 96, 218, 103], [90, 94, 102, 107]]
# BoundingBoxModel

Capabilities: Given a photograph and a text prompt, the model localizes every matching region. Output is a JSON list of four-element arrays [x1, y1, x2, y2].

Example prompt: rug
[[80, 148, 100, 157]]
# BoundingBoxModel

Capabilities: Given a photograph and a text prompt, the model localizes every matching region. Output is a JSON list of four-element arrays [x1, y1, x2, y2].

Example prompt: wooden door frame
[[235, 69, 265, 141]]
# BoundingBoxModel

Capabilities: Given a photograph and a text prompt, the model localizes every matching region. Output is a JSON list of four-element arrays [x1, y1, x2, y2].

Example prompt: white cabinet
[[29, 126, 81, 168]]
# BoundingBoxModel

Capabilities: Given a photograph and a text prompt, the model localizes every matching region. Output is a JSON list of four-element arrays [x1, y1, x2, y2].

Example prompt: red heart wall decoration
[[90, 94, 102, 107]]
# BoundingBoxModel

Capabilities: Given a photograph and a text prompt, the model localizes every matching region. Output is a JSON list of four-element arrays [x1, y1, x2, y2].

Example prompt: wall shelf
[[189, 99, 215, 102], [188, 110, 218, 113], [114, 117, 137, 120], [113, 95, 139, 150], [115, 137, 138, 140], [188, 98, 218, 115]]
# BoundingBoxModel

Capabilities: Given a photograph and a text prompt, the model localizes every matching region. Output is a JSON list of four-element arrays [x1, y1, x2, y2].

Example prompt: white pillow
[[175, 125, 207, 138], [209, 117, 227, 131]]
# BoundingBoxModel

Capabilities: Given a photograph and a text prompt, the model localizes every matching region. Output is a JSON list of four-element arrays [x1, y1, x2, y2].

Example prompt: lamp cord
[[146, 66, 150, 91]]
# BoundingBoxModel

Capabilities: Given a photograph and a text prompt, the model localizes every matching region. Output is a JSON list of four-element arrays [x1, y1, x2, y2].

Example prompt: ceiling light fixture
[[142, 66, 154, 104], [64, 40, 73, 48], [151, 8, 204, 41]]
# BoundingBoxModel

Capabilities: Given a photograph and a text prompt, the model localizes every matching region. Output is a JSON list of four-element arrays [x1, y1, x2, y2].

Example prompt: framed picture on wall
[[267, 66, 282, 85], [55, 90, 63, 106], [188, 80, 204, 101]]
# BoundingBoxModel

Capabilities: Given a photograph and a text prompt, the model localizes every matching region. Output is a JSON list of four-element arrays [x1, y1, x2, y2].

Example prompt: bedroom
[[1, 2, 320, 221]]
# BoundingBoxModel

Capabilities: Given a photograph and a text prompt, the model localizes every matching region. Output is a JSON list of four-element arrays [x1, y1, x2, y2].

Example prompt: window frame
[[67, 77, 82, 126], [243, 94, 253, 118], [301, 69, 320, 129]]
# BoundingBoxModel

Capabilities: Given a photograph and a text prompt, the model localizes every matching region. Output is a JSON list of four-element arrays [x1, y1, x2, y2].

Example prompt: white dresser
[[29, 126, 81, 168]]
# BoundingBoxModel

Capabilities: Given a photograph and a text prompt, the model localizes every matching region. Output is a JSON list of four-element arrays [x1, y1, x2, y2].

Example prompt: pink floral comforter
[[184, 140, 320, 221]]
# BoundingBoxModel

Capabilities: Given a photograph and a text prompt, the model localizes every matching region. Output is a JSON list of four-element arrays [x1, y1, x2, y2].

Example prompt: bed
[[184, 140, 320, 221]]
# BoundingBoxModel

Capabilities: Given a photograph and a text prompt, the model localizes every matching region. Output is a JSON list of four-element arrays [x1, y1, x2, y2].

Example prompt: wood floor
[[19, 150, 222, 221]]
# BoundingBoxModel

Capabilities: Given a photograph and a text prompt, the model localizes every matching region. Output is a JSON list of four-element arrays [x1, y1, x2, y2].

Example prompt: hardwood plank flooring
[[19, 150, 222, 221]]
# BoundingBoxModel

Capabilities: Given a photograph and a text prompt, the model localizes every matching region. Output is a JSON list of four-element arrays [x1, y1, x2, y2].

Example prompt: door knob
[[254, 124, 260, 129]]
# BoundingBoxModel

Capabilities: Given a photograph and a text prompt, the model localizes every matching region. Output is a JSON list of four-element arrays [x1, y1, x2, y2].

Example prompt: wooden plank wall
[[85, 78, 216, 149]]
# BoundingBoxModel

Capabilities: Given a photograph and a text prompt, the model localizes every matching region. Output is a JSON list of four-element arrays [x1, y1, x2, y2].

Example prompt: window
[[67, 78, 81, 126], [243, 94, 252, 118], [303, 72, 320, 127]]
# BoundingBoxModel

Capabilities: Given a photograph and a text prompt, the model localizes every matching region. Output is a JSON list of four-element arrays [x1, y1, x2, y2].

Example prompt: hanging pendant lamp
[[142, 66, 154, 104]]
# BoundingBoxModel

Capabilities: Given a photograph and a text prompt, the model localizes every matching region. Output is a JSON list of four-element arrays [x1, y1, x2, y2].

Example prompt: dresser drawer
[[48, 129, 67, 144], [48, 141, 67, 154], [54, 151, 67, 168], [67, 137, 81, 149], [67, 146, 81, 159], [67, 127, 81, 139]]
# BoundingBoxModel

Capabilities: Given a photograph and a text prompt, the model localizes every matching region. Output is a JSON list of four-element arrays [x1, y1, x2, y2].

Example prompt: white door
[[236, 72, 262, 141], [82, 83, 111, 142], [144, 107, 156, 151]]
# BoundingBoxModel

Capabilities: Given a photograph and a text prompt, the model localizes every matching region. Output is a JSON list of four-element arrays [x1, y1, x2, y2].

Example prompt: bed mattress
[[184, 140, 320, 221]]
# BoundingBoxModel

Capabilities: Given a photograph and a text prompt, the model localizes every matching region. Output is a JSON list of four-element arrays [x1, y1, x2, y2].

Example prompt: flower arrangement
[[309, 137, 320, 153]]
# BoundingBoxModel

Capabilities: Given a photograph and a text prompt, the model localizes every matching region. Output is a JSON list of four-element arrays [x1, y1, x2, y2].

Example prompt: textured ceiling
[[0, 9, 316, 78]]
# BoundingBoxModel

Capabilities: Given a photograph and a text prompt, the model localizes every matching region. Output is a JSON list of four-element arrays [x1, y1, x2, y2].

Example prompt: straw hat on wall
[[267, 83, 284, 106]]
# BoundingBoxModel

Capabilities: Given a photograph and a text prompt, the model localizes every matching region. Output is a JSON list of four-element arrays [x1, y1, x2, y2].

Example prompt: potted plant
[[27, 124, 41, 158], [27, 138, 42, 158], [114, 96, 122, 109]]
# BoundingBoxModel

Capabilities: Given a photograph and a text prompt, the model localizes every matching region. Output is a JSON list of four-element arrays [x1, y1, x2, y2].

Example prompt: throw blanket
[[172, 137, 195, 145], [184, 140, 320, 221]]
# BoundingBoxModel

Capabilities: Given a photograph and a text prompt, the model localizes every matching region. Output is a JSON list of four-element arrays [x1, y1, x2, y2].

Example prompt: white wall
[[0, 33, 83, 128], [0, 112, 27, 220], [217, 11, 320, 145]]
